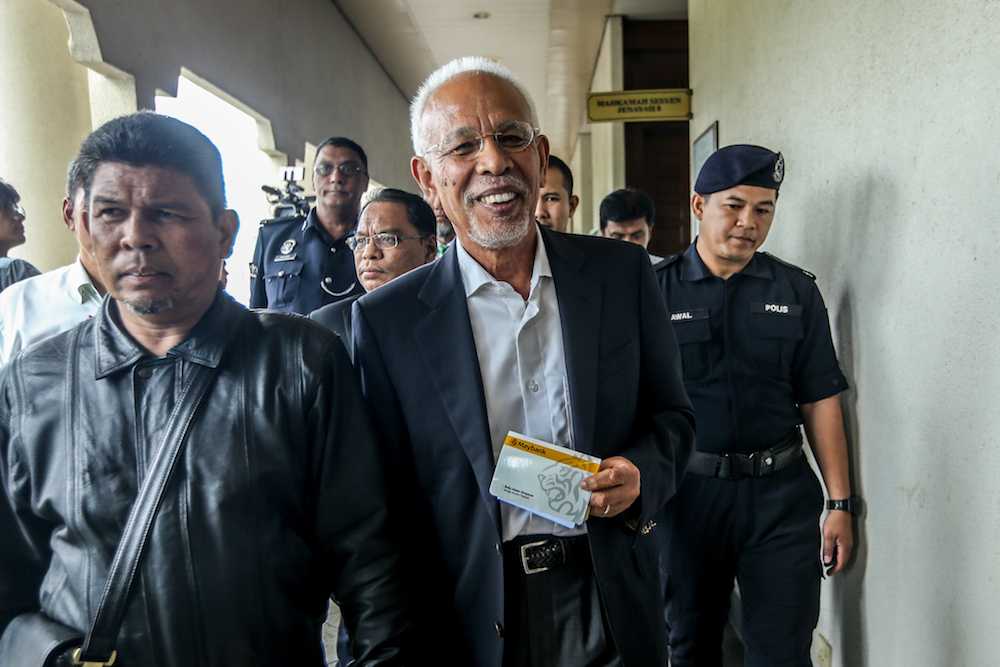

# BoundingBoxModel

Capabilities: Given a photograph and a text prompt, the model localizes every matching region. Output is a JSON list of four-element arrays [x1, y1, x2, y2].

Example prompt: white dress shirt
[[456, 227, 586, 541], [0, 256, 102, 364]]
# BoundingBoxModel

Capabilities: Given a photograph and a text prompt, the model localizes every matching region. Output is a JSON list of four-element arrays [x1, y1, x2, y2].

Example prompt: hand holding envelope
[[489, 432, 642, 526], [581, 456, 641, 519]]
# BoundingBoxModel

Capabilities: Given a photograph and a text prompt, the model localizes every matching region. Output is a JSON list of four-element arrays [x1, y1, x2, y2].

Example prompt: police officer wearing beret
[[655, 145, 856, 666], [249, 137, 368, 313]]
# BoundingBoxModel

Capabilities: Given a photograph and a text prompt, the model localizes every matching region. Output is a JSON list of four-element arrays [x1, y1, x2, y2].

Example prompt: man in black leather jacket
[[0, 113, 411, 665]]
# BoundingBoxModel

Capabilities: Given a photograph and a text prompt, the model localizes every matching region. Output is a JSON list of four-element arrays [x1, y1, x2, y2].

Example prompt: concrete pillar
[[588, 15, 625, 221], [570, 130, 594, 234], [0, 0, 96, 271]]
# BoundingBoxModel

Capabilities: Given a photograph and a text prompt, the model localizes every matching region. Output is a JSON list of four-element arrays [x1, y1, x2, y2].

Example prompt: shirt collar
[[680, 239, 773, 281], [94, 288, 243, 378], [455, 224, 551, 298], [302, 208, 356, 243], [69, 255, 101, 304]]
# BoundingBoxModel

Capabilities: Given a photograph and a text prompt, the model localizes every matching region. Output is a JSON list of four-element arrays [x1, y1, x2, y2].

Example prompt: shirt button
[[278, 270, 285, 277], [324, 277, 333, 284], [137, 367, 152, 379], [494, 622, 504, 637], [496, 543, 502, 556], [330, 247, 337, 253], [528, 381, 539, 393]]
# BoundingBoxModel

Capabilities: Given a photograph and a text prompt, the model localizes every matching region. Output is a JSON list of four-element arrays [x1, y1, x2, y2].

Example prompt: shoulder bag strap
[[74, 361, 217, 665]]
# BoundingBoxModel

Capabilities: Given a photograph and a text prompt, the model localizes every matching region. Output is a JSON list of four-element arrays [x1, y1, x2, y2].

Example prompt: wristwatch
[[826, 496, 861, 516]]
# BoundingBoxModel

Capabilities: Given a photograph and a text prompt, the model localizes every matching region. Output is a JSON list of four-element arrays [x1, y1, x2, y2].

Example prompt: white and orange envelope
[[489, 431, 601, 528]]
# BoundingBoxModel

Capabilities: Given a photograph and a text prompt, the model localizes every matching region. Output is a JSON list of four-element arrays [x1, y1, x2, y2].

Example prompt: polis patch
[[751, 302, 802, 316]]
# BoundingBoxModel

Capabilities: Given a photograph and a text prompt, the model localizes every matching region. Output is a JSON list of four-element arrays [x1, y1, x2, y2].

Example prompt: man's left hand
[[581, 456, 640, 518], [822, 510, 854, 575]]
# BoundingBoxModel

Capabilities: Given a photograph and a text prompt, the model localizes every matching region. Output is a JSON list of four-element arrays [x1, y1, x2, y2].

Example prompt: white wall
[[0, 0, 94, 270], [689, 1, 1000, 665], [79, 0, 414, 188]]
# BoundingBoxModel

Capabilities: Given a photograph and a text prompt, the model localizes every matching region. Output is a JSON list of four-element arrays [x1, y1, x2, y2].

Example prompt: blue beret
[[694, 144, 784, 195]]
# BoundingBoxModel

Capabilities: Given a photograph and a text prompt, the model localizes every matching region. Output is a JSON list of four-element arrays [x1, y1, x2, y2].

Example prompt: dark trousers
[[658, 456, 824, 667], [501, 535, 621, 667]]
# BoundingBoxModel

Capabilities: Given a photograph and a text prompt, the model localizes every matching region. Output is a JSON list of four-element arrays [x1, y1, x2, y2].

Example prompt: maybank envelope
[[488, 431, 601, 528]]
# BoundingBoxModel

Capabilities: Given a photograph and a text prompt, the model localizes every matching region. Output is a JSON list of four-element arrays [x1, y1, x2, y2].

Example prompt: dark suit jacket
[[352, 226, 695, 667], [310, 293, 360, 350]]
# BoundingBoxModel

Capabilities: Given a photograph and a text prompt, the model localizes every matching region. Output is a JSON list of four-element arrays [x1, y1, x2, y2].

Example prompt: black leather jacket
[[0, 291, 410, 665]]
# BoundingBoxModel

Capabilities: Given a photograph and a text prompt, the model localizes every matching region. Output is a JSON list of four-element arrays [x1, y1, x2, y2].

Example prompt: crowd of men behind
[[0, 56, 855, 667]]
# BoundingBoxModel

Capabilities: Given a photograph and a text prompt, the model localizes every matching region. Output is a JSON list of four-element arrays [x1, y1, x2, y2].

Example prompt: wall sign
[[587, 89, 692, 123]]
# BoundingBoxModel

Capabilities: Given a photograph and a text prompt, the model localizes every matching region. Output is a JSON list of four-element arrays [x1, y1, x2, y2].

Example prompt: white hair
[[409, 56, 539, 157]]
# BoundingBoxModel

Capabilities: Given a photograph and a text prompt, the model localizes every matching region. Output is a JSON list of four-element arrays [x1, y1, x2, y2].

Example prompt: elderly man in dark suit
[[351, 57, 695, 667]]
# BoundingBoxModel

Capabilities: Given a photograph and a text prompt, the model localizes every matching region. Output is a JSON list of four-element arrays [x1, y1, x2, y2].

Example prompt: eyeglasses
[[5, 204, 25, 217], [423, 120, 540, 161], [313, 163, 366, 178], [347, 233, 430, 252]]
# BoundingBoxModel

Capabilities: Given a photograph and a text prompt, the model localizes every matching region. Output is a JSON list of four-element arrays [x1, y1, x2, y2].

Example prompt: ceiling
[[332, 0, 687, 158]]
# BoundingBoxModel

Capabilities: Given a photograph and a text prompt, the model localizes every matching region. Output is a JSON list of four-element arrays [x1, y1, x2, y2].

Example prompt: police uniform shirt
[[249, 209, 362, 314], [655, 242, 847, 454]]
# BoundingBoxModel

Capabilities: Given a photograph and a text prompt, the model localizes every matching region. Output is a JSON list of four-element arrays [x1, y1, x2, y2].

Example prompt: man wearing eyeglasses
[[250, 137, 368, 314], [310, 188, 436, 350], [0, 178, 40, 293], [352, 57, 695, 667]]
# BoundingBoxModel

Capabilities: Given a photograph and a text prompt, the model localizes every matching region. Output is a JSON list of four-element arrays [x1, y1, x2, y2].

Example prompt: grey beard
[[436, 220, 454, 240], [122, 296, 175, 315], [465, 215, 532, 250]]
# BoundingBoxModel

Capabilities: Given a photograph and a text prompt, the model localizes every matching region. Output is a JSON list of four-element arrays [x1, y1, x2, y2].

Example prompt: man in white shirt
[[0, 172, 106, 364], [352, 56, 695, 667]]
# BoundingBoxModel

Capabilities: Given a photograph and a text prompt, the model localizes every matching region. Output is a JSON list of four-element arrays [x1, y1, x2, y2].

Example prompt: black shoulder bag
[[0, 338, 216, 667]]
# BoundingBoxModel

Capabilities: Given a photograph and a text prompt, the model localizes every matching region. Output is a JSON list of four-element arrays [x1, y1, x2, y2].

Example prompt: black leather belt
[[504, 535, 588, 575], [686, 429, 803, 480]]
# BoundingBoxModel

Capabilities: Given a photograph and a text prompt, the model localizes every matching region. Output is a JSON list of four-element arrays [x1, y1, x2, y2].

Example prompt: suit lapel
[[414, 251, 502, 535], [541, 228, 603, 456]]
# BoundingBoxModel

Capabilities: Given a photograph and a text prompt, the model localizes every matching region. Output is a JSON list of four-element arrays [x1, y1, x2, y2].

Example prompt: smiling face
[[412, 72, 548, 253], [86, 162, 237, 323], [312, 145, 369, 221], [535, 167, 578, 232], [692, 184, 776, 278], [353, 200, 436, 292]]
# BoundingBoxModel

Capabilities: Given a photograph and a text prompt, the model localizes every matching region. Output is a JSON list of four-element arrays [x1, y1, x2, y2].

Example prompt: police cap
[[694, 144, 784, 195]]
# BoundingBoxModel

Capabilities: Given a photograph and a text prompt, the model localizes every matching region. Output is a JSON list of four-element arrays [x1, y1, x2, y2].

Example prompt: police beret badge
[[694, 144, 784, 194]]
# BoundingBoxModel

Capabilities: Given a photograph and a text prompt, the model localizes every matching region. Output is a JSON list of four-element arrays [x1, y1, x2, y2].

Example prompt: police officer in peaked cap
[[654, 144, 857, 666]]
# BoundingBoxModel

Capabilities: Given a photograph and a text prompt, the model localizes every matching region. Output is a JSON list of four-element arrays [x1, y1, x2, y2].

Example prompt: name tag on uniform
[[489, 431, 600, 528], [751, 302, 802, 316], [670, 308, 708, 322]]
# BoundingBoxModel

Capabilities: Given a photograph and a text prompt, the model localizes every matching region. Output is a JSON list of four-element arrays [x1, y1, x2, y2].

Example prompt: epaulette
[[258, 214, 306, 228], [761, 251, 816, 280], [653, 254, 682, 271]]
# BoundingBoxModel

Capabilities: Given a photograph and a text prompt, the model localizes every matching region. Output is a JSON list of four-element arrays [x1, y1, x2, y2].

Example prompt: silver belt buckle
[[519, 539, 551, 575]]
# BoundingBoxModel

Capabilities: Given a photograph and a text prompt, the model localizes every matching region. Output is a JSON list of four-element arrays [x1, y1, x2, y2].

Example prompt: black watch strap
[[826, 496, 860, 515]]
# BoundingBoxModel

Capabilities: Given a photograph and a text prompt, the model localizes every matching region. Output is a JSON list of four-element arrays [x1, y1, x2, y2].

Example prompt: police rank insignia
[[280, 239, 297, 255], [773, 153, 784, 184]]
